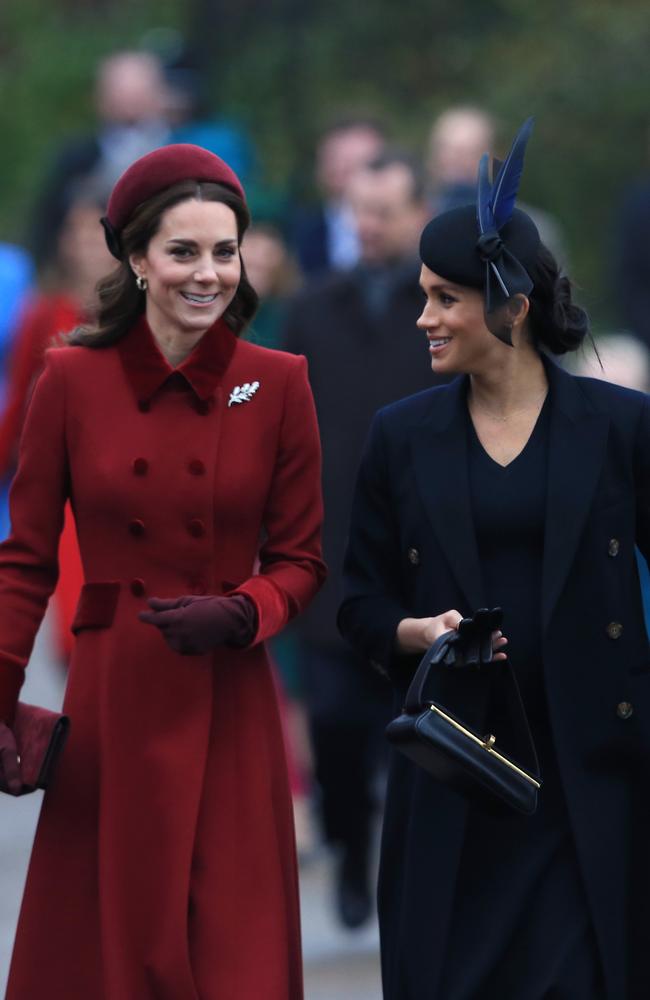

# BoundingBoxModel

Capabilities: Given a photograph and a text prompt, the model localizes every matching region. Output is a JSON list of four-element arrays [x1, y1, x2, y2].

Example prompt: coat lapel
[[542, 360, 610, 632], [410, 377, 486, 612]]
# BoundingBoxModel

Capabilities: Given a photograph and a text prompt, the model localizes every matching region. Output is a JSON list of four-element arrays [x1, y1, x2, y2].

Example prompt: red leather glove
[[138, 594, 257, 655], [0, 722, 22, 795]]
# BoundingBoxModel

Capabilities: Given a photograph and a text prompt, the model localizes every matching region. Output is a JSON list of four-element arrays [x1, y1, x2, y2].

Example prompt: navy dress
[[437, 398, 606, 999]]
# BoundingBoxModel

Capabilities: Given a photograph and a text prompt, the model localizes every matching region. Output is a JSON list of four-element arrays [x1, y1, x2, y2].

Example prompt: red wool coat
[[0, 316, 325, 1000]]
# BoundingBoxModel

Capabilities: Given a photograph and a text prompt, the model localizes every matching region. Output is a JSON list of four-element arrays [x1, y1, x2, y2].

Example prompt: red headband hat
[[101, 143, 246, 260]]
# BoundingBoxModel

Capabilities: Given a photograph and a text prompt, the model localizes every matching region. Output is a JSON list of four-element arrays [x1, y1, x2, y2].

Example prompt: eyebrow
[[418, 280, 460, 293], [165, 237, 238, 248]]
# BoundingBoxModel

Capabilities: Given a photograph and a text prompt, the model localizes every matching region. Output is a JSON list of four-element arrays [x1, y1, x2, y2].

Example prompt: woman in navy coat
[[339, 123, 650, 999]]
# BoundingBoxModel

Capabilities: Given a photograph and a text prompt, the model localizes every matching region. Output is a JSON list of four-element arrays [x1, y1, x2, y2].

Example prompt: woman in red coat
[[0, 144, 326, 999]]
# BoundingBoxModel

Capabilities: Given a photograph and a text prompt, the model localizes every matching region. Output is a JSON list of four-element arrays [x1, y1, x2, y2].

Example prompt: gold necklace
[[468, 389, 548, 423]]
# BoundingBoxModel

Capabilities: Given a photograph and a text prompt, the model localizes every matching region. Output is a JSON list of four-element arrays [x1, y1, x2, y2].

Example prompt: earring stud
[[136, 275, 148, 292]]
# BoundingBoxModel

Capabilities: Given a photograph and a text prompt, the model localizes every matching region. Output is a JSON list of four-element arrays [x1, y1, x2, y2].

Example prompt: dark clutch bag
[[10, 702, 70, 795], [386, 633, 541, 815]]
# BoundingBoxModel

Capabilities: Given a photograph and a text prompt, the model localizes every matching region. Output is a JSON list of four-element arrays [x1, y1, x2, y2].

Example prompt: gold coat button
[[616, 701, 633, 720], [608, 538, 620, 557], [606, 621, 623, 640], [407, 547, 420, 566]]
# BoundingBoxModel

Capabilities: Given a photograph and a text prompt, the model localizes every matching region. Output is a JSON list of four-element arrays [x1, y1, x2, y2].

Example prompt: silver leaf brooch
[[228, 381, 260, 407]]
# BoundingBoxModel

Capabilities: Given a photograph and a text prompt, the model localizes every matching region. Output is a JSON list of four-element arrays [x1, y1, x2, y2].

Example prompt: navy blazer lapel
[[410, 378, 486, 612], [542, 360, 610, 632]]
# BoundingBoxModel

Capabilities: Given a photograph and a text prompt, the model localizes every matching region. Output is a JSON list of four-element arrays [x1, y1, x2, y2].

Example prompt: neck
[[147, 318, 207, 368], [468, 346, 548, 420]]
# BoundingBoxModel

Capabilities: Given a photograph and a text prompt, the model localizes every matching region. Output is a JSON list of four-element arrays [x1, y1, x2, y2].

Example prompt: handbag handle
[[404, 631, 540, 780]]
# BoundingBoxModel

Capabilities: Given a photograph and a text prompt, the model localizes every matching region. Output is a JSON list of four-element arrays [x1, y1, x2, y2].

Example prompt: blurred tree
[[0, 0, 648, 325]]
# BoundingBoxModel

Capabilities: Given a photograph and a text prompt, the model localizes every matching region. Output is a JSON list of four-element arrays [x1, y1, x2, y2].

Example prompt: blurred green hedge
[[1, 0, 649, 327]]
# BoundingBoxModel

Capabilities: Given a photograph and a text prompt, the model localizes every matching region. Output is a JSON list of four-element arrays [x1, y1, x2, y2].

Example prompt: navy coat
[[339, 358, 650, 999]]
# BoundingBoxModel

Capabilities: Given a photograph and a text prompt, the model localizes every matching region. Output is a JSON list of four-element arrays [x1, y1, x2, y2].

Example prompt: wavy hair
[[69, 180, 258, 347]]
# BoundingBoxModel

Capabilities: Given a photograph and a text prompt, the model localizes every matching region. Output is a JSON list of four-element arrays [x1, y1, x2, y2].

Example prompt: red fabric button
[[131, 578, 145, 597], [132, 458, 148, 476], [188, 459, 205, 476], [138, 399, 151, 413], [188, 518, 206, 538], [128, 519, 145, 537]]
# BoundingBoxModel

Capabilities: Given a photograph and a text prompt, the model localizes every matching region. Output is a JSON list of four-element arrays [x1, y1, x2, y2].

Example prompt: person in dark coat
[[339, 123, 650, 998], [284, 150, 439, 926], [290, 117, 386, 277]]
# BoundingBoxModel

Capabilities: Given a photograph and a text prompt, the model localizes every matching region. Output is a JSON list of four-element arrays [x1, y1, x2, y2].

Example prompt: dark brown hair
[[69, 180, 258, 347], [526, 243, 589, 355]]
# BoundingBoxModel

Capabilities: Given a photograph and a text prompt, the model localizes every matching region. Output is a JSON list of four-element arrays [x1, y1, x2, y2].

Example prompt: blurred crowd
[[1, 43, 649, 935]]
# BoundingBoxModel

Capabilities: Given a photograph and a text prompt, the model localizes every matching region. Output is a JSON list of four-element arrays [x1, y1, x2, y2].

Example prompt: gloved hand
[[434, 607, 505, 670], [0, 721, 22, 795], [139, 593, 257, 655]]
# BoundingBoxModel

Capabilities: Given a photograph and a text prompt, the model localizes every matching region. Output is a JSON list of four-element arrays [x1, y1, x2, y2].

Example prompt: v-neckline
[[467, 392, 550, 471]]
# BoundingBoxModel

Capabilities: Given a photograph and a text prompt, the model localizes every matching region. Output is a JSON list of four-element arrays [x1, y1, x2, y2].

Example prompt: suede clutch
[[10, 702, 70, 795], [386, 630, 541, 815]]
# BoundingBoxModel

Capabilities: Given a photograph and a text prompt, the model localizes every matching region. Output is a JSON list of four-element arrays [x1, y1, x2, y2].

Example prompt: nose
[[416, 302, 439, 331], [192, 254, 219, 283]]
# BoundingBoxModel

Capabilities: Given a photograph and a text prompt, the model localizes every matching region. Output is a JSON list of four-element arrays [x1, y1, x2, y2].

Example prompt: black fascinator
[[420, 117, 541, 345]]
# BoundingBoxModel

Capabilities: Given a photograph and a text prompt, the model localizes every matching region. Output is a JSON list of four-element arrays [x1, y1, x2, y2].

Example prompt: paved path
[[0, 620, 382, 998]]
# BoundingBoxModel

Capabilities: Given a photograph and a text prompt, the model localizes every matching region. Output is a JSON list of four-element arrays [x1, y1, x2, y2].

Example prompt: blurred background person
[[28, 50, 172, 269], [426, 105, 495, 214], [290, 116, 387, 277], [0, 243, 33, 537], [426, 105, 567, 263], [283, 149, 442, 929], [0, 181, 113, 664], [242, 222, 301, 349]]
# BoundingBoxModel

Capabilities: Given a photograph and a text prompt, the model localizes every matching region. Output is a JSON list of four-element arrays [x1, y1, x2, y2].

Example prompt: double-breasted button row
[[606, 621, 623, 640], [608, 538, 620, 557], [128, 516, 207, 539], [131, 458, 205, 476], [616, 701, 633, 720]]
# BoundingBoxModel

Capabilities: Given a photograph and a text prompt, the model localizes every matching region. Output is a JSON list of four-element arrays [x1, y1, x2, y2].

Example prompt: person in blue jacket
[[339, 121, 650, 999]]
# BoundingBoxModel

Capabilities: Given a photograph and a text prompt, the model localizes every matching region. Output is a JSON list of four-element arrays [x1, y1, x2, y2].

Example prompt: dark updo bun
[[526, 243, 589, 355]]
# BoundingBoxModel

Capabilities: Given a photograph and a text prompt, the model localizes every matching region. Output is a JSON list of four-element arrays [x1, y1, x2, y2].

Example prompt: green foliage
[[1, 0, 649, 326], [0, 0, 184, 237]]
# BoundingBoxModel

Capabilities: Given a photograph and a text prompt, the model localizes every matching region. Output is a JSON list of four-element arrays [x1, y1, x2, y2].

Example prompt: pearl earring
[[136, 275, 148, 292]]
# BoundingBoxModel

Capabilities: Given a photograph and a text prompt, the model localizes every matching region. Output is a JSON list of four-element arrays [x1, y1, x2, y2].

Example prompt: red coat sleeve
[[233, 355, 326, 643], [0, 351, 68, 721]]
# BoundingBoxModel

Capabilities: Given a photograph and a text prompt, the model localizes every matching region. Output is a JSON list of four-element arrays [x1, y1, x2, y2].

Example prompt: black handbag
[[386, 627, 541, 815]]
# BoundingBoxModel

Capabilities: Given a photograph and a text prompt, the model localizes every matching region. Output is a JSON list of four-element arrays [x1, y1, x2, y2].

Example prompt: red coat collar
[[116, 315, 238, 403]]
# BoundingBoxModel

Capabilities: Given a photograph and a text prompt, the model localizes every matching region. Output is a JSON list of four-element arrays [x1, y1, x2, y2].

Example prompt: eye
[[215, 246, 237, 259], [170, 246, 193, 259], [438, 292, 457, 307]]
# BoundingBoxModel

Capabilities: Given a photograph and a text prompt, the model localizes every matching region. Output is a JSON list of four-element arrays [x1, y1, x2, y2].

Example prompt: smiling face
[[129, 197, 241, 343], [417, 264, 505, 375]]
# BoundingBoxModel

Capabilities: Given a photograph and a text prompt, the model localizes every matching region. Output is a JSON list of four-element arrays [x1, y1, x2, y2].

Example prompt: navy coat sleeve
[[338, 411, 416, 679]]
